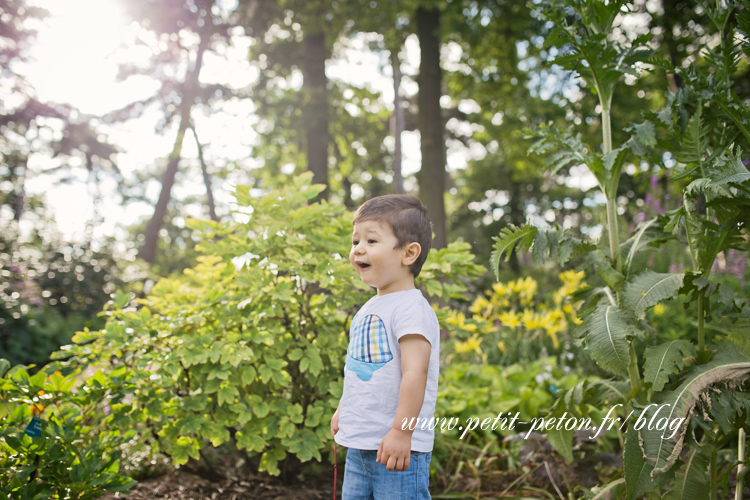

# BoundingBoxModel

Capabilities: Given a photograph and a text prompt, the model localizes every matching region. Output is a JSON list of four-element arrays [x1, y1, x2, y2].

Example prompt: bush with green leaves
[[62, 173, 483, 476], [0, 226, 133, 367], [0, 359, 136, 498], [494, 1, 750, 498]]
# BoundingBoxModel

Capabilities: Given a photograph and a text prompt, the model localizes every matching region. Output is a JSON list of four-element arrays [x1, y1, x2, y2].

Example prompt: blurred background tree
[[1, 0, 747, 373]]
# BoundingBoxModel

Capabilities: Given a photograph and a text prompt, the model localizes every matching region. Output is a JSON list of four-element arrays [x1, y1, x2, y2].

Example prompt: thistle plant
[[493, 1, 750, 498]]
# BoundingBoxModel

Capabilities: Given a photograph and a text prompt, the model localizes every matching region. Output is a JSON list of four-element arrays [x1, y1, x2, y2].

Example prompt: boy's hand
[[377, 428, 412, 471], [331, 407, 340, 437]]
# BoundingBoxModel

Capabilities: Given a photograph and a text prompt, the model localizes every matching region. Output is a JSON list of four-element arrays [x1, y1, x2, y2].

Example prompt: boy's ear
[[401, 242, 421, 266]]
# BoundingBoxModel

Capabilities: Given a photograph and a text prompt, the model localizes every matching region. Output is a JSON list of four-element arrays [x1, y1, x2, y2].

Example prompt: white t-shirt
[[335, 288, 440, 452]]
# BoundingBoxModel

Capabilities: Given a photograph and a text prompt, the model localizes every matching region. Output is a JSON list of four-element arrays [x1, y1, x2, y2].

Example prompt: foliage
[[59, 173, 483, 476], [437, 356, 585, 446], [443, 270, 585, 366], [0, 359, 136, 498], [0, 226, 134, 367], [491, 0, 750, 498]]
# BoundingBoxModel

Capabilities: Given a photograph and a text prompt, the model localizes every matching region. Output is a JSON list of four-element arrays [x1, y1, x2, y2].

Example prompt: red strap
[[333, 442, 338, 500]]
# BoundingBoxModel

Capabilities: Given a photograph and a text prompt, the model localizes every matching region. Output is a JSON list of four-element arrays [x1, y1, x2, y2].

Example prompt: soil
[[102, 464, 342, 500]]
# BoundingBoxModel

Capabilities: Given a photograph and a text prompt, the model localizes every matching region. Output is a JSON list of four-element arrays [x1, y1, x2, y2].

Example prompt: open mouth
[[357, 262, 371, 270]]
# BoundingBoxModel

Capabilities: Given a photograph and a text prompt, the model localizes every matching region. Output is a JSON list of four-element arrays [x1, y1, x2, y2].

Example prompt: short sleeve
[[391, 296, 438, 346]]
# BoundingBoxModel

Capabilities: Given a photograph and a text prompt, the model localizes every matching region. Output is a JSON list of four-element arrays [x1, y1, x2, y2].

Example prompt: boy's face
[[350, 219, 418, 296]]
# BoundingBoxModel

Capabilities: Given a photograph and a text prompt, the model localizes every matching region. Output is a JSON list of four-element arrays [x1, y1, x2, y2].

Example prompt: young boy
[[331, 194, 440, 500]]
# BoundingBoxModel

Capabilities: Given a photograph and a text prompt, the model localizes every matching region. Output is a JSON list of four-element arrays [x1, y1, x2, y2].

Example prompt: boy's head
[[352, 194, 432, 278]]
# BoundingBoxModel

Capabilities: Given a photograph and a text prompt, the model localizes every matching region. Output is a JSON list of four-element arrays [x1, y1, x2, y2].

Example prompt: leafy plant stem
[[600, 98, 621, 276], [711, 444, 718, 500], [737, 428, 746, 500], [698, 292, 707, 352], [628, 343, 642, 393], [606, 196, 621, 275]]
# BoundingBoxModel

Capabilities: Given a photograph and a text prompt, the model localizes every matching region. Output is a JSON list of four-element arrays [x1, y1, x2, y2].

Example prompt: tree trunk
[[139, 37, 208, 264], [416, 6, 446, 249], [302, 29, 329, 198], [391, 50, 405, 195], [191, 125, 218, 222]]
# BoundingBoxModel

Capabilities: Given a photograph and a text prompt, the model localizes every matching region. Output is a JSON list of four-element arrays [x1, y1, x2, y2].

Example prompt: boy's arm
[[331, 406, 340, 437], [376, 334, 431, 472]]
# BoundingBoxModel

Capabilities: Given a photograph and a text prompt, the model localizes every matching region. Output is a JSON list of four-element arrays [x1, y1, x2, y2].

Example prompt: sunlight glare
[[27, 0, 152, 115]]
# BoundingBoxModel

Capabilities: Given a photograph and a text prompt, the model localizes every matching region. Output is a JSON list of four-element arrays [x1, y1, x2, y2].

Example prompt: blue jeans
[[342, 448, 432, 500]]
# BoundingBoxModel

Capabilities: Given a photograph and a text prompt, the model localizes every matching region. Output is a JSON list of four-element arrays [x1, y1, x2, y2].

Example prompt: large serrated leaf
[[490, 224, 537, 279], [624, 424, 672, 499], [623, 271, 685, 320], [662, 443, 711, 500], [643, 340, 695, 394], [638, 338, 750, 480], [575, 304, 634, 377], [675, 106, 707, 166]]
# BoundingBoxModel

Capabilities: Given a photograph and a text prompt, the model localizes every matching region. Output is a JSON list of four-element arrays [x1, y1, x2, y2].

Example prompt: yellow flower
[[465, 334, 482, 353], [497, 340, 507, 354], [653, 303, 666, 316], [521, 309, 541, 330], [499, 311, 520, 329], [447, 312, 476, 331], [491, 282, 508, 297], [470, 296, 492, 317], [455, 334, 483, 355]]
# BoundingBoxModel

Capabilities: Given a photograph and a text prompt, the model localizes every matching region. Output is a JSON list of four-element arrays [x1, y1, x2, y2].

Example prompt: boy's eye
[[368, 239, 376, 244], [352, 240, 359, 246]]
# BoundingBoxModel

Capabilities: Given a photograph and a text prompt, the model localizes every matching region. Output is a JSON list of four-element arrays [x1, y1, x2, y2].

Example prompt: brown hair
[[353, 194, 433, 277]]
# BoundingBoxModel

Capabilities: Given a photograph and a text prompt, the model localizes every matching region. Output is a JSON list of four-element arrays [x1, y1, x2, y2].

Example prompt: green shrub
[[0, 359, 135, 498], [62, 173, 484, 475]]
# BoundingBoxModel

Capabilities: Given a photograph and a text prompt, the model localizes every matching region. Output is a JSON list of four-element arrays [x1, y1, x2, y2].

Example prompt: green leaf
[[675, 105, 707, 166], [643, 340, 695, 394], [491, 225, 538, 279], [282, 429, 322, 462], [587, 478, 626, 500], [662, 443, 711, 500], [236, 430, 266, 453], [207, 367, 231, 381], [591, 250, 625, 290], [546, 428, 573, 464], [622, 271, 685, 320], [624, 424, 672, 499], [0, 358, 10, 378], [638, 338, 750, 479], [621, 217, 671, 279], [575, 304, 634, 377], [218, 384, 239, 406], [240, 365, 256, 385]]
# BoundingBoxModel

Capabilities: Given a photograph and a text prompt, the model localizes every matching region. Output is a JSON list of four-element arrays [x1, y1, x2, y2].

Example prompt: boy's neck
[[376, 277, 416, 297]]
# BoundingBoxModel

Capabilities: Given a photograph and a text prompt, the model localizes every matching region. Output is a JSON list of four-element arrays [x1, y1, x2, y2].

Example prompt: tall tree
[[416, 5, 447, 249], [301, 0, 330, 194], [237, 0, 392, 203], [115, 0, 234, 264]]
